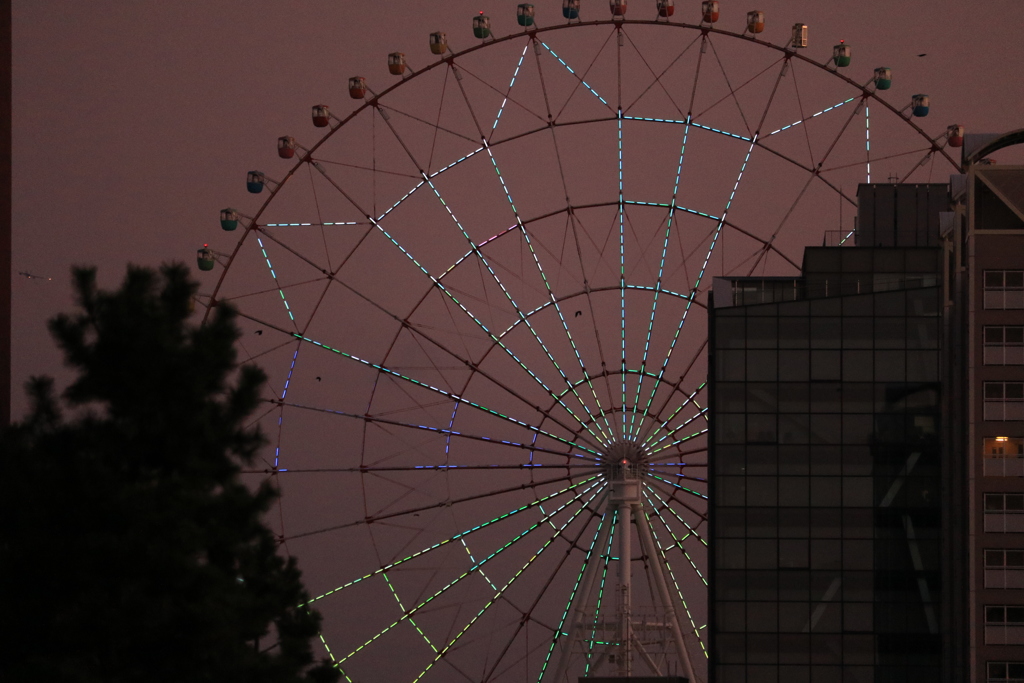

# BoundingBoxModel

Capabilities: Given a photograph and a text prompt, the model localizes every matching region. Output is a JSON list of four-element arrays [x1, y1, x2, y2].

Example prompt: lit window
[[986, 438, 1024, 457], [985, 438, 1024, 476], [986, 327, 1024, 365], [985, 271, 1024, 310], [988, 661, 1024, 683], [985, 383, 1024, 422]]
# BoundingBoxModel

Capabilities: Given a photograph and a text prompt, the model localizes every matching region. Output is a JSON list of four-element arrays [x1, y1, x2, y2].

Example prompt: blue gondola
[[912, 94, 930, 117], [247, 171, 265, 194]]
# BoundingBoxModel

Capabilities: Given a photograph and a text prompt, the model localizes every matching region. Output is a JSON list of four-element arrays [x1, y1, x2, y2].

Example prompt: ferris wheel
[[198, 3, 960, 681]]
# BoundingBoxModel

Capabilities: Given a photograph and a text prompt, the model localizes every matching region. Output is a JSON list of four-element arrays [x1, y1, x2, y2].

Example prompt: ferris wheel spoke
[[536, 507, 610, 682], [247, 232, 304, 331], [255, 227, 331, 276], [704, 35, 752, 137], [304, 162, 334, 273], [743, 172, 815, 276], [809, 81, 867, 177], [752, 140, 858, 208], [646, 408, 709, 454], [250, 464, 602, 474], [310, 161, 606, 446], [335, 481, 603, 670], [638, 382, 704, 450], [622, 30, 702, 116], [763, 96, 858, 138], [646, 467, 706, 485], [483, 140, 620, 444], [306, 477, 602, 608], [538, 36, 616, 121], [788, 62, 817, 167], [627, 116, 692, 439], [643, 476, 707, 526], [449, 57, 620, 443], [448, 54, 548, 131], [640, 500, 708, 654], [491, 42, 531, 139], [310, 155, 422, 180], [618, 27, 686, 118], [285, 260, 599, 446], [480, 496, 609, 682], [636, 51, 785, 421], [642, 498, 709, 608], [864, 104, 872, 182], [643, 484, 707, 547], [820, 145, 930, 174], [291, 330, 602, 453], [376, 91, 612, 444], [409, 486, 604, 683], [695, 54, 784, 120], [377, 103, 482, 146], [636, 333, 707, 446], [579, 508, 616, 676], [898, 150, 938, 183], [298, 473, 603, 552], [263, 400, 600, 464]]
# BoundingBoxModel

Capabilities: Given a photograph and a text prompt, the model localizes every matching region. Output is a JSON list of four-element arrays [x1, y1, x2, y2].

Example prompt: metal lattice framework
[[200, 12, 958, 683]]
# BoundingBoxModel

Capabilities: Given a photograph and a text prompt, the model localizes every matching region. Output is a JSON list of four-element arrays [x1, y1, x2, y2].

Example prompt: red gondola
[[701, 1, 719, 23], [277, 136, 296, 159], [312, 104, 330, 128], [348, 77, 367, 99]]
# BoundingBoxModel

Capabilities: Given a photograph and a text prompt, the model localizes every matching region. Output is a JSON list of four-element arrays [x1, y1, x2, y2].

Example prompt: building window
[[985, 494, 1024, 533], [985, 437, 1024, 477], [986, 327, 1024, 365], [985, 271, 1024, 310], [985, 383, 1024, 422], [988, 661, 1024, 683], [986, 550, 1024, 589], [986, 606, 1024, 644]]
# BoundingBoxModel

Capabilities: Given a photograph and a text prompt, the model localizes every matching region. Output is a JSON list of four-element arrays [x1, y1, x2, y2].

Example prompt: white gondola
[[791, 23, 808, 48]]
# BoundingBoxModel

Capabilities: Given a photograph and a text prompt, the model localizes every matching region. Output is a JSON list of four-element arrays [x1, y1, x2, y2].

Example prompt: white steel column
[[634, 502, 697, 682], [617, 497, 633, 676], [550, 501, 613, 683]]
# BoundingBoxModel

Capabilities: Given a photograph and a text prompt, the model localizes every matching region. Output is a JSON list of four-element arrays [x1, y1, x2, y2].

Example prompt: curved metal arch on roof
[[965, 128, 1024, 165]]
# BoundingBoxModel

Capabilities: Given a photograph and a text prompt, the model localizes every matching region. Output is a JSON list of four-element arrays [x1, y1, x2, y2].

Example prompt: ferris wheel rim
[[201, 17, 960, 326]]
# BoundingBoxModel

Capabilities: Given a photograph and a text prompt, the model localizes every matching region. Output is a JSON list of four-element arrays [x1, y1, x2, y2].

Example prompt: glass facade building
[[709, 247, 943, 683]]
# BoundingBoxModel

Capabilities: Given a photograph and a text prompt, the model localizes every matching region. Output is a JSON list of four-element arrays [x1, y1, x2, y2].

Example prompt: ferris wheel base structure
[[581, 677, 689, 682]]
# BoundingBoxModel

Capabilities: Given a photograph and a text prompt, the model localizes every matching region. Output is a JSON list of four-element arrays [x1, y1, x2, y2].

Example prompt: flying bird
[[917, 53, 927, 57]]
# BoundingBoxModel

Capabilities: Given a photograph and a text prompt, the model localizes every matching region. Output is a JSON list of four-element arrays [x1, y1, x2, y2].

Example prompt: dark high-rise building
[[709, 246, 943, 682], [707, 130, 1024, 683]]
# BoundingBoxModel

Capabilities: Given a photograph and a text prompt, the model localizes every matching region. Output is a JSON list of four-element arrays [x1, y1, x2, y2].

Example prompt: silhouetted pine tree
[[0, 264, 339, 683]]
